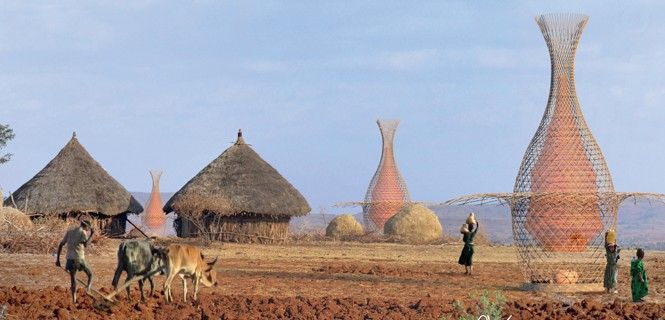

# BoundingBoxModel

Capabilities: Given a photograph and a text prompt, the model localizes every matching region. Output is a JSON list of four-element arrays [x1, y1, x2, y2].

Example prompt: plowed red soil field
[[1, 240, 664, 319]]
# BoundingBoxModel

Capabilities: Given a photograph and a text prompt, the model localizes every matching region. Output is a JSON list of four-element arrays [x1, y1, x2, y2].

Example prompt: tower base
[[522, 282, 604, 293]]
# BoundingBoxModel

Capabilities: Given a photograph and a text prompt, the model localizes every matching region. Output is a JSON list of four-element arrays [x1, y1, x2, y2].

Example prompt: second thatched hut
[[3, 133, 143, 235], [164, 130, 310, 243]]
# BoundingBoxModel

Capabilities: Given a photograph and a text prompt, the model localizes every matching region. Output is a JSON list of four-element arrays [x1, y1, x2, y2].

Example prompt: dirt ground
[[1, 239, 664, 319]]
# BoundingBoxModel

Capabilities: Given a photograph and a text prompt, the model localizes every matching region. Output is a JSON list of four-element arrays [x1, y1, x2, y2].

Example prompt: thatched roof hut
[[165, 130, 310, 243], [3, 133, 142, 235]]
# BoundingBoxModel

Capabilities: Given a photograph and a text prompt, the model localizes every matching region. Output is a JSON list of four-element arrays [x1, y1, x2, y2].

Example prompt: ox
[[163, 244, 218, 302], [111, 240, 167, 302]]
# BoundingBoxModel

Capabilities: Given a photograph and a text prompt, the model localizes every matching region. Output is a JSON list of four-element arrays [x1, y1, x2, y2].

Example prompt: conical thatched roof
[[3, 133, 142, 216], [164, 130, 311, 217]]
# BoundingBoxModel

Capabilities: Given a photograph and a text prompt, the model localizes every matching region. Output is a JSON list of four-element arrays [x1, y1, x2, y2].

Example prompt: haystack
[[0, 207, 33, 231], [164, 130, 311, 243], [326, 214, 363, 240], [3, 133, 143, 236], [384, 203, 443, 244]]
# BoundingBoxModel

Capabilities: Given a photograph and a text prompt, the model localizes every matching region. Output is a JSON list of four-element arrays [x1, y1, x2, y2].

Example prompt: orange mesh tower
[[512, 13, 616, 285], [445, 13, 665, 292], [363, 119, 410, 231], [143, 170, 167, 234]]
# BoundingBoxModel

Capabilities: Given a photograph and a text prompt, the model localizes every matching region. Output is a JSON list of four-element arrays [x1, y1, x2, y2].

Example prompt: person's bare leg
[[82, 264, 93, 292], [69, 271, 77, 304]]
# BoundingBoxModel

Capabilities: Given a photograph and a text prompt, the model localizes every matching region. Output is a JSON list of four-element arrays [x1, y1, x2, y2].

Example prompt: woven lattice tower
[[363, 119, 410, 231], [143, 170, 167, 234], [512, 13, 616, 285]]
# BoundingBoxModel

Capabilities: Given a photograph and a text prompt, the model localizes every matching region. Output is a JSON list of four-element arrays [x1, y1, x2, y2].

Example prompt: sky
[[1, 1, 664, 214]]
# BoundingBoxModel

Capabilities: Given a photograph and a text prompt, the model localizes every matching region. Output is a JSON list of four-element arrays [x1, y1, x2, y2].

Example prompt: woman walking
[[631, 248, 648, 302], [603, 229, 620, 293], [458, 213, 479, 275]]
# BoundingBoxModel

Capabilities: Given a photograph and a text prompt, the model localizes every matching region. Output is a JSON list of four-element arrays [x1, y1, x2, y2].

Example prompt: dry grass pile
[[384, 203, 443, 244], [0, 216, 107, 254], [0, 207, 33, 231], [326, 214, 364, 240]]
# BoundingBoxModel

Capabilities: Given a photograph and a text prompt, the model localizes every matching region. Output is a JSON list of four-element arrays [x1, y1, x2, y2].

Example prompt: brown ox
[[163, 244, 218, 302]]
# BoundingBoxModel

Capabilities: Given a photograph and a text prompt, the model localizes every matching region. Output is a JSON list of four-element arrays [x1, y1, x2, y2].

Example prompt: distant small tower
[[143, 170, 166, 235]]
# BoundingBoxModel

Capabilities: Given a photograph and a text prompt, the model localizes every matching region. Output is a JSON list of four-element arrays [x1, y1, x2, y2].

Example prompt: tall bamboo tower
[[445, 13, 665, 292], [363, 120, 410, 231]]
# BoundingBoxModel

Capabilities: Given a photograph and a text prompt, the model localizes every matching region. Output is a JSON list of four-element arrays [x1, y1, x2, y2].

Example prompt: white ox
[[163, 244, 219, 302]]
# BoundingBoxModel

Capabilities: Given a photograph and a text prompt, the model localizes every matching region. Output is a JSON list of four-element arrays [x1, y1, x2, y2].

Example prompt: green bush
[[440, 290, 506, 320]]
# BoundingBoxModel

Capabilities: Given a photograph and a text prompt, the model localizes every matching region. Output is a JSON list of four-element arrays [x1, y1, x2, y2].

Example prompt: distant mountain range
[[130, 192, 665, 248], [291, 199, 665, 249]]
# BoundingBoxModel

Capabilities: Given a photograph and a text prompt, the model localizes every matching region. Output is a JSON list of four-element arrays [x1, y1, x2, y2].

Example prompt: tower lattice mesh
[[363, 119, 410, 231], [512, 13, 615, 286]]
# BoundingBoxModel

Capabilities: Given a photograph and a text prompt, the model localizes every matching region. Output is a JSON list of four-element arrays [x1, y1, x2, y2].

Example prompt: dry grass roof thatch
[[3, 133, 142, 216], [164, 131, 311, 217]]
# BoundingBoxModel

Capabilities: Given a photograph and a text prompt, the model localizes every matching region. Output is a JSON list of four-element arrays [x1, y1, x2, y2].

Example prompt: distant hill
[[290, 200, 665, 249], [126, 192, 665, 248], [288, 206, 512, 242]]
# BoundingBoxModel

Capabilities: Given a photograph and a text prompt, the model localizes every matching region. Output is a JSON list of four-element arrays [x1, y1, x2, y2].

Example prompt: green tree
[[0, 124, 15, 164]]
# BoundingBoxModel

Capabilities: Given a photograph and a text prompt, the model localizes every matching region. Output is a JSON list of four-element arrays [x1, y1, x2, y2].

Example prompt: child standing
[[630, 248, 648, 302]]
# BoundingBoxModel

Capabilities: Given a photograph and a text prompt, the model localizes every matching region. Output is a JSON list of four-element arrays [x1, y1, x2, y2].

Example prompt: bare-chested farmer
[[55, 220, 95, 304]]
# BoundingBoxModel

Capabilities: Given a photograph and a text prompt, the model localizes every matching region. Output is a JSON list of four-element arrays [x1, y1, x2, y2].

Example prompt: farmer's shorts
[[65, 258, 91, 274]]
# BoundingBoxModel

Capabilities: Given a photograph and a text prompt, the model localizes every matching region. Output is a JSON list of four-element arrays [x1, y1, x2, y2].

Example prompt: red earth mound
[[1, 286, 665, 319]]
